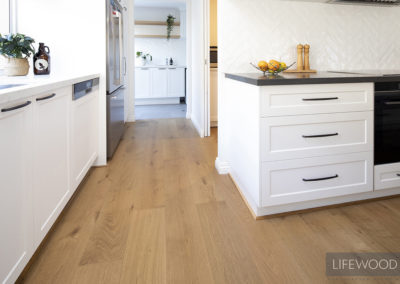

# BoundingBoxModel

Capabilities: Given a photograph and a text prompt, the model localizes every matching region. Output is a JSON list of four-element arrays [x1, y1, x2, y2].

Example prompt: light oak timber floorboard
[[120, 207, 167, 284], [19, 118, 400, 284]]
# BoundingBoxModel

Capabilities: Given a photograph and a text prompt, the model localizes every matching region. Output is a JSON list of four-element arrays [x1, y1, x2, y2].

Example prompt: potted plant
[[166, 15, 176, 40], [0, 33, 35, 76], [136, 51, 152, 66]]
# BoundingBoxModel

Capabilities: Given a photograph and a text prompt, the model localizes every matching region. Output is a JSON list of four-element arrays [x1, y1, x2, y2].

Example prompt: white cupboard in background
[[168, 68, 185, 98], [33, 87, 71, 246], [135, 67, 152, 99], [0, 99, 34, 284], [135, 66, 186, 105], [152, 68, 168, 98]]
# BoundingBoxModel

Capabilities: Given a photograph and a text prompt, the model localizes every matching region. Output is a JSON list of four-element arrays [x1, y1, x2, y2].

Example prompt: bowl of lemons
[[250, 60, 294, 76]]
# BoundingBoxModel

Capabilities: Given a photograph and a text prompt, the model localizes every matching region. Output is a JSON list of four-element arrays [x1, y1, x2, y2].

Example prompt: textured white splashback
[[219, 0, 400, 73]]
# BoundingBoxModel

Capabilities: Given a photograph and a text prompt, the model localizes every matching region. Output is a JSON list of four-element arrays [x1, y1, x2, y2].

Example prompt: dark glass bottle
[[34, 43, 50, 75]]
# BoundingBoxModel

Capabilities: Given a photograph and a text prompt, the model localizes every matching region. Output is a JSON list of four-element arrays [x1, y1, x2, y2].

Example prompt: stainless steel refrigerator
[[106, 0, 126, 158]]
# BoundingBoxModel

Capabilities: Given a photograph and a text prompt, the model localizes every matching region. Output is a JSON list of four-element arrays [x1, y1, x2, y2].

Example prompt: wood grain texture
[[19, 119, 400, 284]]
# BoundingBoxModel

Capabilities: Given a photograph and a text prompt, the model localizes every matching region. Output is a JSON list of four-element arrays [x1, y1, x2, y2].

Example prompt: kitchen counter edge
[[225, 72, 400, 86], [0, 73, 101, 105]]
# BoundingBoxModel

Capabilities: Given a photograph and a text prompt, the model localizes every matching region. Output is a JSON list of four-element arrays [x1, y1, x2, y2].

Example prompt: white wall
[[217, 0, 400, 167], [0, 0, 9, 35], [17, 0, 108, 166], [135, 7, 186, 65], [191, 0, 206, 137]]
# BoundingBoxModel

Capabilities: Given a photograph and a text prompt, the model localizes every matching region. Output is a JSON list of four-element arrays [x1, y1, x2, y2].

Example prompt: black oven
[[374, 81, 400, 165]]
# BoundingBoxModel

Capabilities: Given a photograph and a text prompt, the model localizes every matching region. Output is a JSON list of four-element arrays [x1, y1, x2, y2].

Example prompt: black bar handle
[[384, 101, 400, 105], [1, 101, 31, 112], [302, 97, 339, 101], [303, 174, 339, 182], [36, 93, 56, 101], [397, 174, 400, 177], [302, 133, 339, 138]]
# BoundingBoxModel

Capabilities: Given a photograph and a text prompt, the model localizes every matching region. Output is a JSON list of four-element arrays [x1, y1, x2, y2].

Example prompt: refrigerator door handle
[[118, 14, 124, 83], [123, 57, 127, 76], [112, 11, 122, 86]]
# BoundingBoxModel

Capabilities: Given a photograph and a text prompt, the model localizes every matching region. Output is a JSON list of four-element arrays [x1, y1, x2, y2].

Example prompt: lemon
[[280, 62, 287, 69], [258, 61, 268, 72]]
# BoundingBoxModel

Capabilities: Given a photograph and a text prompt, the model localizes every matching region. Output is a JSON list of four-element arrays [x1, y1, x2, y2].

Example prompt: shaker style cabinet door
[[32, 87, 71, 247], [0, 99, 34, 284], [167, 68, 185, 97], [151, 68, 168, 98], [135, 68, 152, 98], [71, 87, 99, 191]]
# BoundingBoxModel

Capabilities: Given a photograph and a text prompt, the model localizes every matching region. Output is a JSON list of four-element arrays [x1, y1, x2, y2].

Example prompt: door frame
[[128, 0, 211, 138]]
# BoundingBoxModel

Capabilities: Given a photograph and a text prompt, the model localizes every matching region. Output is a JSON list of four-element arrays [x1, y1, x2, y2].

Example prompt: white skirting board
[[135, 97, 180, 105], [215, 157, 230, 175]]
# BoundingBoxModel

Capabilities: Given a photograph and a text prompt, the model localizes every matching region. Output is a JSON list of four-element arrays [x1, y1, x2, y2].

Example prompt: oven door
[[375, 91, 400, 165]]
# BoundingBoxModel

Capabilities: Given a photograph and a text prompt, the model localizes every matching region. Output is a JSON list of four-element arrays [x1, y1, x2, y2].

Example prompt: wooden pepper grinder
[[304, 44, 310, 71], [296, 44, 304, 71]]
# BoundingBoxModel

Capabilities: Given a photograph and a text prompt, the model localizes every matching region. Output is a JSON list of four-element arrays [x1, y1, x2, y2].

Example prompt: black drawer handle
[[302, 97, 339, 101], [397, 174, 400, 177], [384, 101, 400, 105], [1, 101, 31, 112], [302, 133, 339, 138], [303, 174, 339, 182], [36, 93, 56, 101]]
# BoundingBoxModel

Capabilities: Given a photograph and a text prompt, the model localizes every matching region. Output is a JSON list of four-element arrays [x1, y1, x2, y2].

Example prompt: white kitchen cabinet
[[71, 85, 99, 191], [0, 99, 34, 284], [135, 67, 186, 102], [262, 152, 373, 206], [152, 68, 168, 98], [261, 111, 373, 161], [224, 79, 376, 217], [32, 87, 71, 247], [260, 83, 373, 117], [135, 67, 152, 99], [167, 68, 185, 97]]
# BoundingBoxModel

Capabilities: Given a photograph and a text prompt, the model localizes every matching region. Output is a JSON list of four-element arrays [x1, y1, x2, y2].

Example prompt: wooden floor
[[20, 119, 400, 284]]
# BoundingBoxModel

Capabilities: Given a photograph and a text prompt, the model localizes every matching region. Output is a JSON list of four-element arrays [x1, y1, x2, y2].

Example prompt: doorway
[[125, 0, 212, 138], [133, 2, 188, 120]]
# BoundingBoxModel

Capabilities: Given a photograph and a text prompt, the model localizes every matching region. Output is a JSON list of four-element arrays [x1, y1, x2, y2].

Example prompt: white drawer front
[[261, 112, 373, 161], [374, 163, 400, 191], [260, 83, 373, 117], [262, 152, 373, 206]]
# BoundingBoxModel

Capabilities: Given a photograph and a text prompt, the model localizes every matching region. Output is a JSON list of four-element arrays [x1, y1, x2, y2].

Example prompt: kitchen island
[[217, 71, 400, 219]]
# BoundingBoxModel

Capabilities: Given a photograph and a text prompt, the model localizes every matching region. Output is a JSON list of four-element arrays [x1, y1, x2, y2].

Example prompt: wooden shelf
[[135, 35, 181, 39], [135, 20, 180, 26]]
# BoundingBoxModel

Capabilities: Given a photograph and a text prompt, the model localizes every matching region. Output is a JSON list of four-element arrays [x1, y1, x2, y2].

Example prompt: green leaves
[[0, 33, 35, 59], [166, 14, 176, 40]]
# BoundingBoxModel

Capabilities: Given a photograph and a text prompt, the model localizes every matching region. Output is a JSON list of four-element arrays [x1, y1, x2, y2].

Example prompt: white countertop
[[0, 73, 100, 105], [135, 65, 186, 69]]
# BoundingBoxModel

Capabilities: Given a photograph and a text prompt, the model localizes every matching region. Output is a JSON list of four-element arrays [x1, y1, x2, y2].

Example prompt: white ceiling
[[134, 0, 186, 9]]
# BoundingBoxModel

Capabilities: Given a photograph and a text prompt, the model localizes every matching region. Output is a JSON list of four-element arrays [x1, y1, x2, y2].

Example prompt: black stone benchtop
[[225, 71, 400, 86]]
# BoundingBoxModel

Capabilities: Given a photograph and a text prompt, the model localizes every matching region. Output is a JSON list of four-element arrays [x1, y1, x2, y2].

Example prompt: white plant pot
[[4, 57, 30, 76]]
